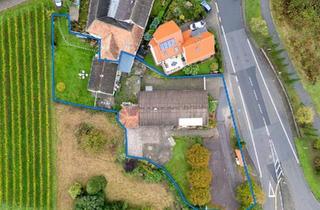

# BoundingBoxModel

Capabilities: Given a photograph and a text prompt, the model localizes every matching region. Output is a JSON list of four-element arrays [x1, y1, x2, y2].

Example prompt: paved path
[[0, 0, 26, 12]]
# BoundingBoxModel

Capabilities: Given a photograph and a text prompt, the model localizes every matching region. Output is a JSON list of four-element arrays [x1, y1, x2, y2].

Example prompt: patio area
[[161, 54, 186, 75]]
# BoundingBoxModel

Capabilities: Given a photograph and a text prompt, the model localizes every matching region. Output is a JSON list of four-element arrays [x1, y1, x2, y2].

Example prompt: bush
[[124, 159, 138, 172], [187, 144, 210, 168], [187, 169, 212, 188], [68, 182, 83, 199], [296, 106, 314, 126], [313, 140, 320, 150], [86, 176, 107, 195], [56, 82, 66, 92], [76, 123, 107, 153], [236, 181, 265, 209], [188, 187, 211, 206], [208, 96, 218, 113], [250, 17, 269, 37], [183, 64, 200, 75], [210, 62, 219, 72], [313, 157, 320, 172], [74, 191, 105, 210], [130, 162, 164, 183]]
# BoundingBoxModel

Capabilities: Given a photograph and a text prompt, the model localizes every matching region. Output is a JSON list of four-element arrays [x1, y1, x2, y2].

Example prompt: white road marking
[[248, 76, 253, 86], [237, 85, 263, 178], [247, 39, 300, 164], [263, 117, 271, 136], [235, 75, 239, 82], [268, 181, 276, 198], [253, 89, 258, 100], [258, 103, 263, 114], [215, 2, 219, 13], [221, 26, 236, 74], [203, 77, 206, 90], [218, 16, 222, 23], [222, 25, 262, 177]]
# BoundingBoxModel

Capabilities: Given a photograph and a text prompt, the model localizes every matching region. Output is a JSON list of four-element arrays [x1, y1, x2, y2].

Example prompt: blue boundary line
[[51, 13, 256, 210]]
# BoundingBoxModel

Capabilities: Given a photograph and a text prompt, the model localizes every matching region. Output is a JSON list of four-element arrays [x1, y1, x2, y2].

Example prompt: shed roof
[[88, 59, 118, 95], [139, 90, 208, 126], [118, 52, 135, 73]]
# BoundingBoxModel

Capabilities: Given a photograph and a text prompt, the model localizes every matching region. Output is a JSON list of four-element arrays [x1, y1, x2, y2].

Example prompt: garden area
[[53, 17, 97, 106], [0, 1, 55, 209], [165, 136, 213, 206]]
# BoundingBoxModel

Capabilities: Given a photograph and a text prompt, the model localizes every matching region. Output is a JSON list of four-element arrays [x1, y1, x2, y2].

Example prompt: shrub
[[236, 181, 265, 209], [74, 191, 105, 210], [124, 159, 138, 172], [187, 169, 212, 188], [250, 17, 269, 37], [208, 96, 218, 113], [76, 123, 107, 153], [86, 176, 107, 195], [189, 187, 211, 206], [68, 182, 83, 199], [313, 140, 320, 150], [183, 64, 200, 75], [313, 157, 320, 172], [56, 82, 66, 92], [131, 162, 164, 183], [210, 62, 219, 72], [296, 106, 314, 126], [187, 144, 210, 168]]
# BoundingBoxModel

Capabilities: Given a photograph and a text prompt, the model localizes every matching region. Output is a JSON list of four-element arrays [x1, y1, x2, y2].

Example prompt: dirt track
[[0, 0, 26, 12]]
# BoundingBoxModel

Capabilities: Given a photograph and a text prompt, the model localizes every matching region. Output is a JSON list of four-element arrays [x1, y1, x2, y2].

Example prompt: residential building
[[149, 20, 215, 75]]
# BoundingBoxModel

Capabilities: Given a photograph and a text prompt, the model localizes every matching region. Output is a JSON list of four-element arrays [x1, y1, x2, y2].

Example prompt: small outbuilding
[[138, 90, 209, 127]]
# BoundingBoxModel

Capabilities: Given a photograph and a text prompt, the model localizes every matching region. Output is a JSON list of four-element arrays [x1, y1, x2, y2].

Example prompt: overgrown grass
[[54, 18, 97, 106], [165, 136, 203, 197], [0, 1, 55, 209], [296, 139, 320, 200]]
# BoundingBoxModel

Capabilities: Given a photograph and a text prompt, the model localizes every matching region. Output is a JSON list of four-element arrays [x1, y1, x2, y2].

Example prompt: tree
[[313, 140, 320, 150], [68, 182, 83, 199], [313, 156, 320, 172], [296, 106, 314, 126], [74, 192, 105, 210], [86, 176, 107, 195], [250, 17, 269, 37], [187, 168, 212, 188], [186, 144, 210, 168], [183, 64, 200, 75], [188, 187, 211, 206], [236, 181, 265, 209]]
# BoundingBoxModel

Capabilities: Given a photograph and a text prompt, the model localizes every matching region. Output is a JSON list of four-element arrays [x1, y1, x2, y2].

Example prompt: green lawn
[[165, 136, 203, 197], [54, 18, 97, 106], [0, 1, 56, 209], [296, 139, 320, 200], [244, 0, 261, 22]]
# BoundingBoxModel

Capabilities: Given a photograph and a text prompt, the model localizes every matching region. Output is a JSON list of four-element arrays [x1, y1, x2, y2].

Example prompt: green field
[[0, 2, 55, 209], [54, 18, 96, 106]]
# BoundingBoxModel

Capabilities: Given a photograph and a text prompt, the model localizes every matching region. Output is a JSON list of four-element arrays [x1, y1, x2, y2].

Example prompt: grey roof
[[87, 0, 154, 29], [88, 59, 118, 95], [139, 90, 208, 126], [118, 53, 135, 73]]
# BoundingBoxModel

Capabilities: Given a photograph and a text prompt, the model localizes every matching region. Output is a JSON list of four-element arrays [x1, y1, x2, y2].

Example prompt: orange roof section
[[152, 20, 182, 43], [119, 106, 139, 128], [182, 30, 215, 65], [87, 20, 144, 60]]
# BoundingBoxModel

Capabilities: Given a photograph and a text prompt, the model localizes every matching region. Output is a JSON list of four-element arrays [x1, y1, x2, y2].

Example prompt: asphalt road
[[209, 0, 320, 209]]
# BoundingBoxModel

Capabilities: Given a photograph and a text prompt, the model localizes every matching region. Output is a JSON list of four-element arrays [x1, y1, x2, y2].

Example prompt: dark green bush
[[74, 191, 105, 210], [86, 176, 107, 195]]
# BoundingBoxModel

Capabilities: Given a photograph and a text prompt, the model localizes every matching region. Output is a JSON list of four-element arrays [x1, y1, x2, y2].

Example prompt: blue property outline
[[51, 13, 257, 210]]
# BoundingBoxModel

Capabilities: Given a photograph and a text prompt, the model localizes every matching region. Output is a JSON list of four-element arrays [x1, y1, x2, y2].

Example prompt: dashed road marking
[[258, 103, 263, 114], [253, 89, 258, 100], [248, 76, 253, 86], [247, 38, 299, 164]]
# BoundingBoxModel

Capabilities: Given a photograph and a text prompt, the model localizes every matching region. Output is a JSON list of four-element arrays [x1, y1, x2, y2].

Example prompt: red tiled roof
[[119, 105, 139, 128]]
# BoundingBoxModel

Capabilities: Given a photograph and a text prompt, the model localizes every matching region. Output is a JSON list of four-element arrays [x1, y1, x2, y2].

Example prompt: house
[[87, 59, 121, 97], [138, 90, 208, 127], [149, 20, 215, 75], [87, 0, 154, 62], [86, 0, 154, 98]]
